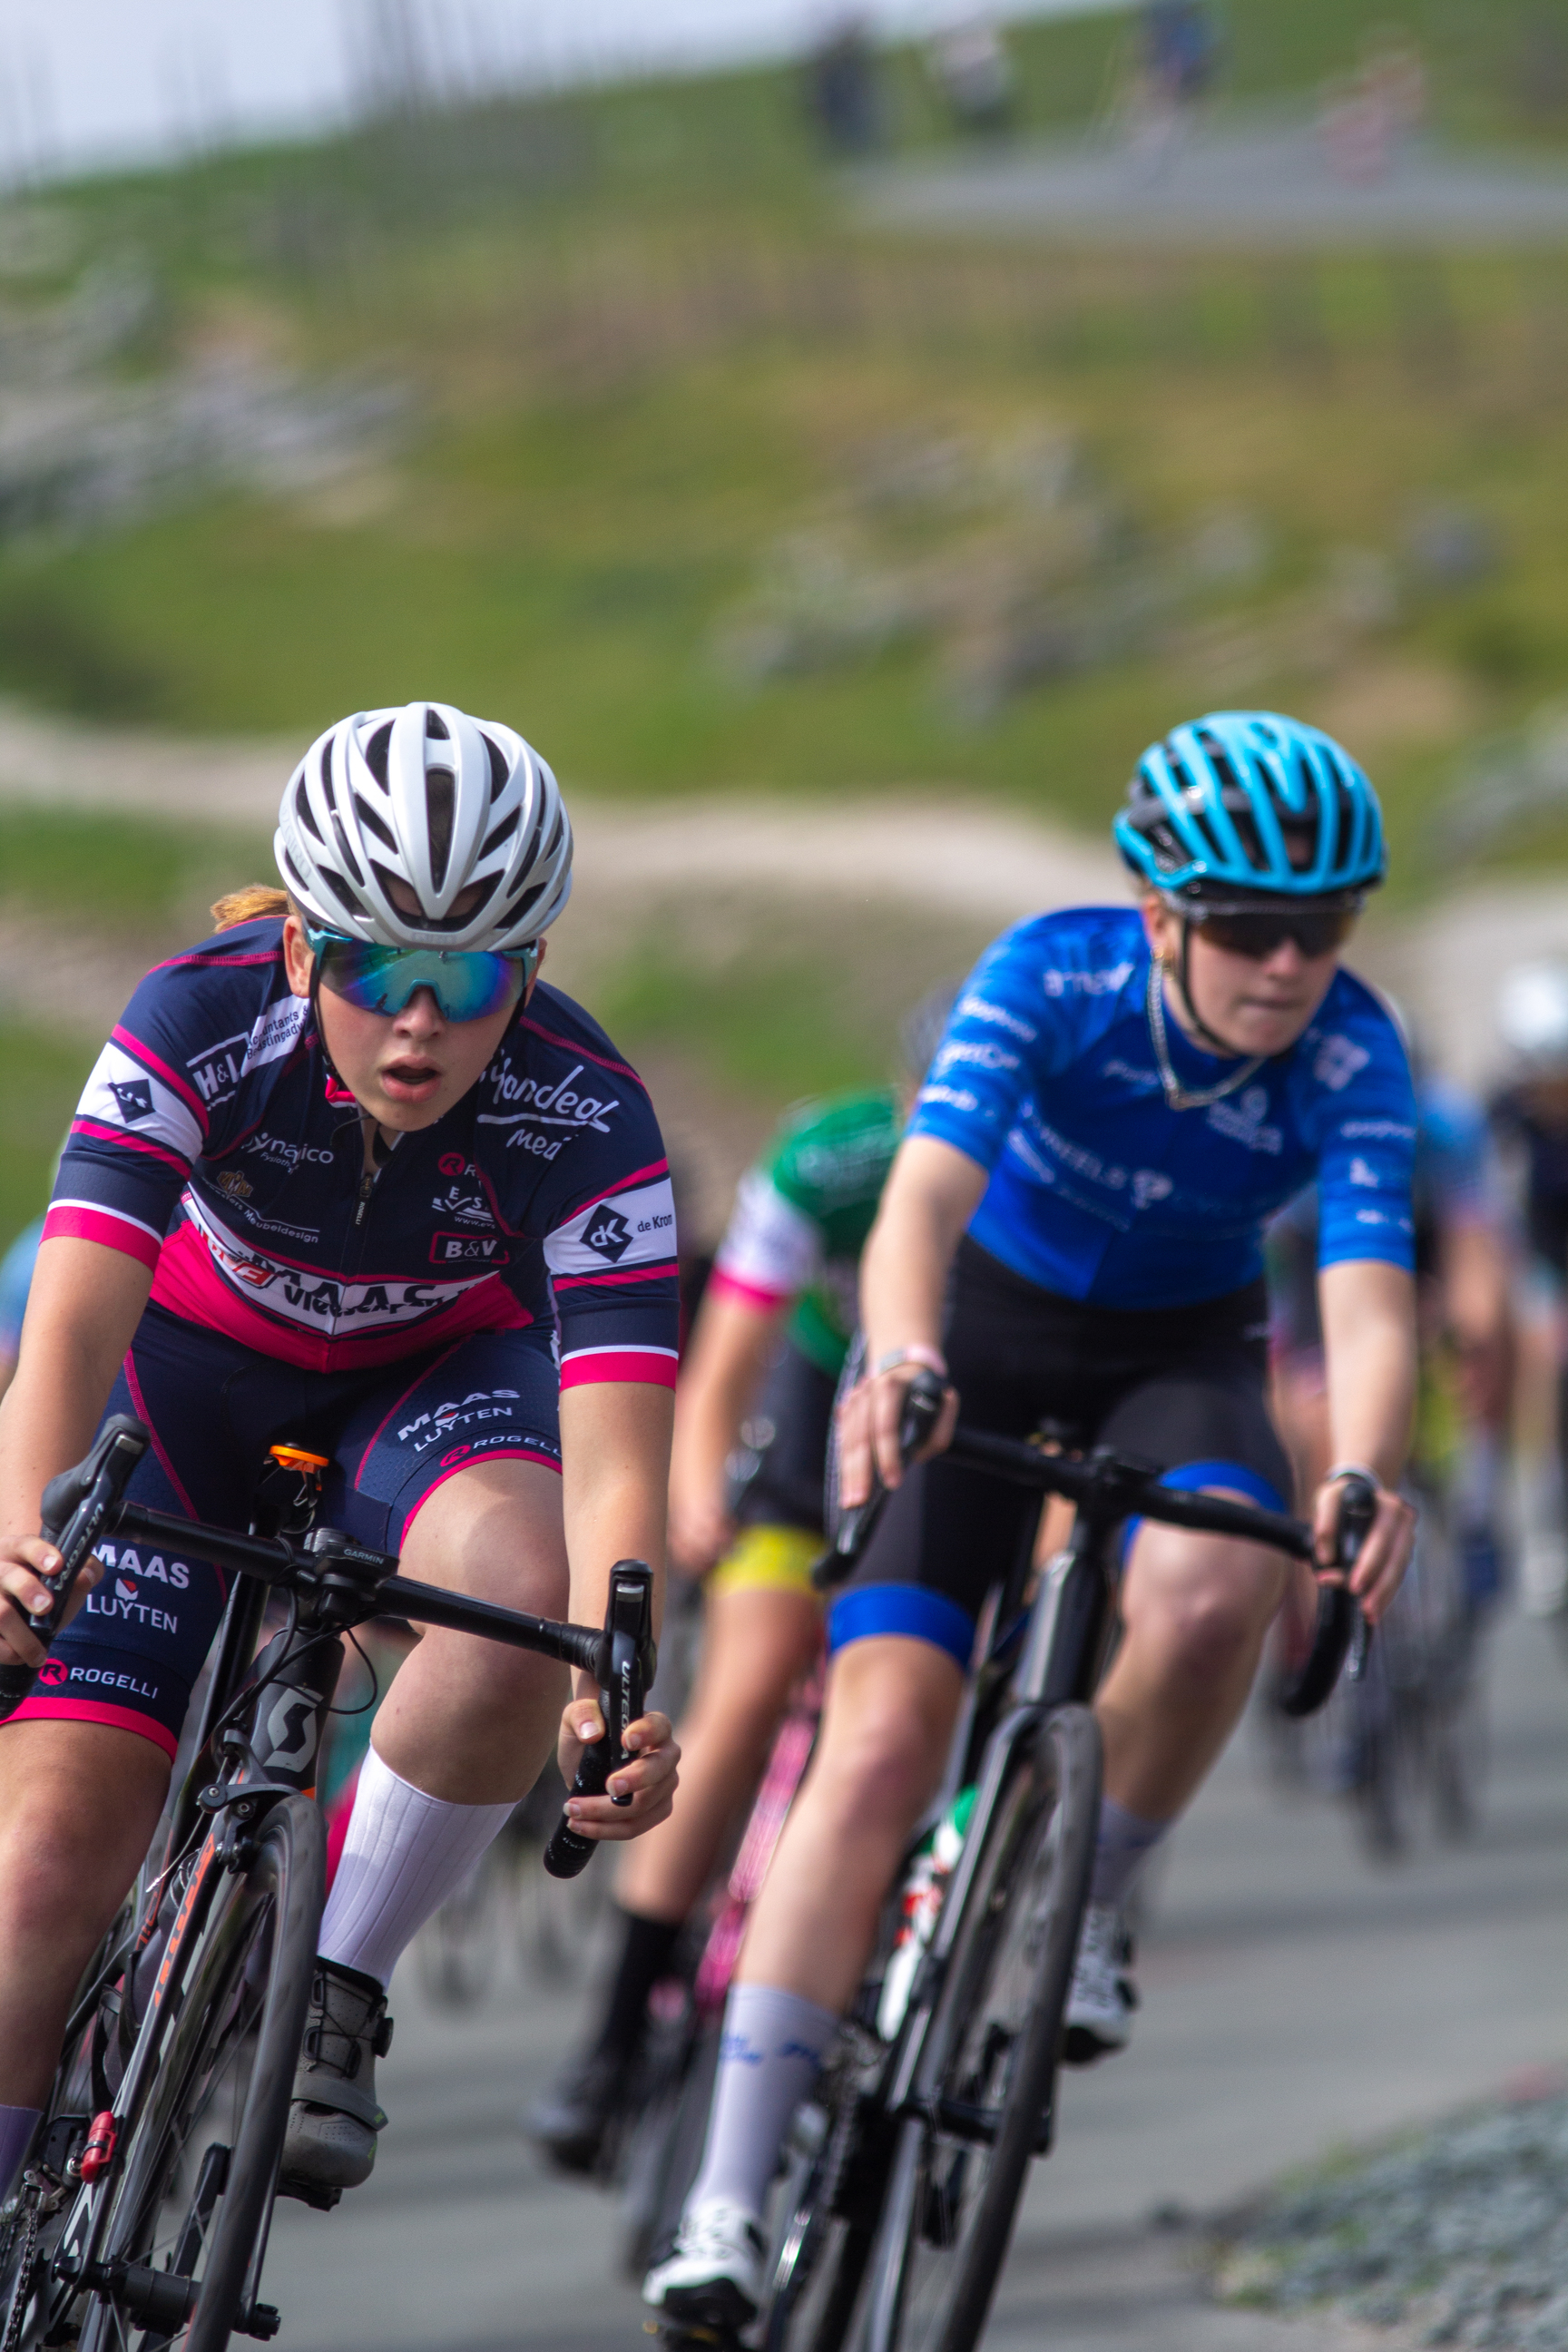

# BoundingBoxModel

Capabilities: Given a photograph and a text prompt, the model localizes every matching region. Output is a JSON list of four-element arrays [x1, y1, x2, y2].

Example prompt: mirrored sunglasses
[[308, 927, 537, 1023]]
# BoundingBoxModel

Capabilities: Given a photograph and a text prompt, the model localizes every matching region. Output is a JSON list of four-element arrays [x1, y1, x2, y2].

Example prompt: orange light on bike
[[268, 1446, 329, 1475]]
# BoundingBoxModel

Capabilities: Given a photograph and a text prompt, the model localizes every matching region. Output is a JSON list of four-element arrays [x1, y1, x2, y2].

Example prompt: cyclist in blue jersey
[[0, 702, 680, 2209], [646, 711, 1419, 2332]]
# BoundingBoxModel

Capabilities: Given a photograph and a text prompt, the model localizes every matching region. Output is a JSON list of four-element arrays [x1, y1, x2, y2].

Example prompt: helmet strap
[[308, 954, 356, 1103], [1172, 922, 1250, 1059]]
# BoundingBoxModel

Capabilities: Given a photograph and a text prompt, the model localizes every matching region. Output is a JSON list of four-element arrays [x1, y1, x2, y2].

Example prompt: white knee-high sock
[[685, 1984, 837, 2220], [318, 1745, 514, 1989], [1088, 1796, 1169, 1912], [0, 2104, 39, 2202]]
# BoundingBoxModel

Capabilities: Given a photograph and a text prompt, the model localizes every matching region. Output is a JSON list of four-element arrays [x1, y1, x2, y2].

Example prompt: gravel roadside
[[1215, 2086, 1568, 2352]]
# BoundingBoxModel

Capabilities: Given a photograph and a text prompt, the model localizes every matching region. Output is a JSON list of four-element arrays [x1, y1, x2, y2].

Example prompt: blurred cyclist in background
[[529, 995, 955, 2172], [0, 1217, 42, 1402], [1270, 1030, 1512, 1612], [1490, 962, 1568, 1622]]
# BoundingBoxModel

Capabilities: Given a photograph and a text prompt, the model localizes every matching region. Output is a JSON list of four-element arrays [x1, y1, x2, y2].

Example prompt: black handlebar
[[0, 1424, 657, 1871], [542, 1559, 657, 1880], [1274, 1474, 1378, 1719], [817, 1368, 1377, 1716], [0, 1415, 149, 1722]]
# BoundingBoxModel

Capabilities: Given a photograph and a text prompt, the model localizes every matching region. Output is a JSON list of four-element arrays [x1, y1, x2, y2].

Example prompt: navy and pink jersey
[[45, 917, 680, 1388]]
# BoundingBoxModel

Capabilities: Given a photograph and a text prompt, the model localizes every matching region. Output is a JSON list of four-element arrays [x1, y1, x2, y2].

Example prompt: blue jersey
[[45, 919, 680, 1388], [908, 906, 1416, 1310], [0, 1215, 42, 1357]]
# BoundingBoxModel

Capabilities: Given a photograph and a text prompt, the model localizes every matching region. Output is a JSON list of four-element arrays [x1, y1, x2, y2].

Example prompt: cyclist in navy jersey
[[646, 711, 1419, 2334], [0, 701, 680, 2208]]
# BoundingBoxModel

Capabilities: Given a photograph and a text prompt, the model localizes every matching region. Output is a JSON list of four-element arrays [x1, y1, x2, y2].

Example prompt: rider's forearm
[[670, 1289, 788, 1503], [560, 1380, 675, 1636], [0, 1240, 152, 1546], [1318, 1259, 1417, 1489], [859, 1138, 988, 1367]]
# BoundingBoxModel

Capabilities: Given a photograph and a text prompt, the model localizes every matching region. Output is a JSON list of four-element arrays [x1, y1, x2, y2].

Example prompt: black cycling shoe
[[524, 2045, 622, 2173]]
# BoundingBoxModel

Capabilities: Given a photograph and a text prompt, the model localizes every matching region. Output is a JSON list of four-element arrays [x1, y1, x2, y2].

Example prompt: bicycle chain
[[0, 2168, 65, 2352]]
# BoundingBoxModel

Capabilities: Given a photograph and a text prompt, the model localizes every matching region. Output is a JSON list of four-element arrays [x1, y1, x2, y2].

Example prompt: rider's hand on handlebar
[[556, 1682, 680, 1842], [1310, 1472, 1415, 1626], [0, 1536, 103, 1667], [837, 1362, 958, 1511]]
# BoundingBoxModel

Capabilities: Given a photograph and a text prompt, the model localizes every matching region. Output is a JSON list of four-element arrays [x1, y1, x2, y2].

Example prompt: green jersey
[[709, 1086, 903, 1375]]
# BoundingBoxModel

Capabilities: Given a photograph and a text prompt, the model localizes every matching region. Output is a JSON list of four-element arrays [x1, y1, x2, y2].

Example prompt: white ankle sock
[[0, 2104, 39, 2201], [1088, 1797, 1169, 1912], [685, 1984, 837, 2220], [318, 1745, 514, 1988]]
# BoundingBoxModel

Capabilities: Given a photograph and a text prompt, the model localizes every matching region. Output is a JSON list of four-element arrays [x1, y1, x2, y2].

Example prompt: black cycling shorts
[[735, 1340, 837, 1534], [14, 1303, 563, 1760], [829, 1237, 1291, 1668]]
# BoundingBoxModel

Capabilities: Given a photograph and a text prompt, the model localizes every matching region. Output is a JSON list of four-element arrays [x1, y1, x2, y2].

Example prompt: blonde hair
[[211, 885, 293, 932]]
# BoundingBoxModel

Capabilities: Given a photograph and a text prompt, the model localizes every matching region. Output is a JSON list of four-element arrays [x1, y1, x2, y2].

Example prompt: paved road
[[856, 110, 1568, 250], [262, 1601, 1566, 2351]]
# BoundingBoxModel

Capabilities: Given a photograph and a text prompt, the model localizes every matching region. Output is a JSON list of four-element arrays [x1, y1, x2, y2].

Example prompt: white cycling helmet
[[274, 701, 573, 952], [1497, 962, 1568, 1073]]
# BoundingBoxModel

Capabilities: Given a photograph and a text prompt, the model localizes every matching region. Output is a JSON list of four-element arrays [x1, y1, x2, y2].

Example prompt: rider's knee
[[814, 1663, 953, 1831], [1156, 1573, 1268, 1686]]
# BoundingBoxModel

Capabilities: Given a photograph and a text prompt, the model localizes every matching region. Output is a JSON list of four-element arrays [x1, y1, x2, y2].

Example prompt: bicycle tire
[[860, 1703, 1100, 2352], [75, 1794, 324, 2352], [619, 2005, 720, 2280], [764, 2036, 889, 2352]]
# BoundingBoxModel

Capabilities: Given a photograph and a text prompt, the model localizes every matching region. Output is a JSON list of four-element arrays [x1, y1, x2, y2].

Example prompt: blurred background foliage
[[6, 0, 1568, 1216]]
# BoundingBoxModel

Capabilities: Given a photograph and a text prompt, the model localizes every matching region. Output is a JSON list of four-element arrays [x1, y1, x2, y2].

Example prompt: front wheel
[[74, 1794, 325, 2352], [859, 1704, 1100, 2352]]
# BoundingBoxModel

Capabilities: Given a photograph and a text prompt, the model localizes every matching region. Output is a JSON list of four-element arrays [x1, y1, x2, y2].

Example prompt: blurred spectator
[[1142, 1, 1220, 105], [927, 15, 1016, 137], [1319, 28, 1426, 185], [805, 16, 882, 156]]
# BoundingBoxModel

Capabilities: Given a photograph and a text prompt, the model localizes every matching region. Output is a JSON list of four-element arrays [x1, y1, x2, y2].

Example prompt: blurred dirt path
[[0, 697, 1557, 1091]]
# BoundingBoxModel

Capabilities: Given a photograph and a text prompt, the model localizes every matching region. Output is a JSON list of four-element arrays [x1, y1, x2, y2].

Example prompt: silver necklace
[[1146, 958, 1264, 1112]]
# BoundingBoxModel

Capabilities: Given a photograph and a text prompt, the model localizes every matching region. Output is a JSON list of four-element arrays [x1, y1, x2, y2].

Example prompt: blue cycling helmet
[[1115, 710, 1386, 903]]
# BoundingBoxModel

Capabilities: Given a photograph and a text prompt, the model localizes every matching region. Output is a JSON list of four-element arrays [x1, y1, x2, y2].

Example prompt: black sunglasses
[[1184, 905, 1359, 961]]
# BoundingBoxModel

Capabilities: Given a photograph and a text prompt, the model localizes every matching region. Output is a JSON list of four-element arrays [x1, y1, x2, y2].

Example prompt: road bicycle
[[658, 1370, 1373, 2352], [0, 1415, 651, 2352]]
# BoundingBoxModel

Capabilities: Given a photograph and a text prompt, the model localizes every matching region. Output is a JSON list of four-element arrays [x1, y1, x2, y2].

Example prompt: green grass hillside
[[2, 0, 1568, 886]]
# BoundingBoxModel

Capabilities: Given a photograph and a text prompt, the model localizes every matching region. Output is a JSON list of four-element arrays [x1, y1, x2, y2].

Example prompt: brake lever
[[1275, 1473, 1378, 1720], [0, 1416, 150, 1722], [543, 1560, 656, 1880], [816, 1366, 949, 1592]]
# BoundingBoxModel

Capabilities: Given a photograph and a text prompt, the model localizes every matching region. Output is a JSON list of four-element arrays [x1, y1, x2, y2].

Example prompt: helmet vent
[[426, 768, 455, 893], [480, 806, 520, 858], [482, 733, 510, 800], [317, 866, 362, 922], [295, 777, 323, 844], [330, 810, 364, 888], [353, 792, 397, 853], [426, 709, 449, 740], [364, 722, 395, 787]]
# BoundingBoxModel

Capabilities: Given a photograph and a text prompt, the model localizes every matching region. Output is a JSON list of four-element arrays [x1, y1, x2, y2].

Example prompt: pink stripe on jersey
[[551, 1260, 678, 1291], [123, 1348, 201, 1523], [399, 1446, 563, 1536], [707, 1266, 793, 1314], [8, 1695, 179, 1760], [44, 1202, 162, 1273], [112, 1027, 209, 1132], [558, 1158, 671, 1224], [150, 1225, 534, 1373], [518, 1018, 642, 1084], [70, 1119, 190, 1176], [559, 1346, 679, 1392]]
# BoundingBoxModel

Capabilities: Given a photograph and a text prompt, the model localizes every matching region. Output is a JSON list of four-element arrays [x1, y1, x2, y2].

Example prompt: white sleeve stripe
[[559, 1342, 681, 1361]]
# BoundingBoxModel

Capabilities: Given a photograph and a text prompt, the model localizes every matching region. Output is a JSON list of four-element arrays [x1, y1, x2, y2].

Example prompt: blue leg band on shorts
[[827, 1583, 975, 1667], [1122, 1457, 1286, 1563]]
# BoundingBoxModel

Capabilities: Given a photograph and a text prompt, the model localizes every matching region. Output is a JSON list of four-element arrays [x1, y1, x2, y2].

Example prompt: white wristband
[[1324, 1462, 1381, 1492], [874, 1345, 948, 1379]]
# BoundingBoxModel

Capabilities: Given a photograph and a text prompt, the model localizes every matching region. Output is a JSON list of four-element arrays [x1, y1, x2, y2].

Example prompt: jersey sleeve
[[905, 924, 1052, 1174], [45, 967, 214, 1272], [710, 1167, 823, 1313], [1309, 995, 1418, 1274], [535, 1093, 681, 1393]]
